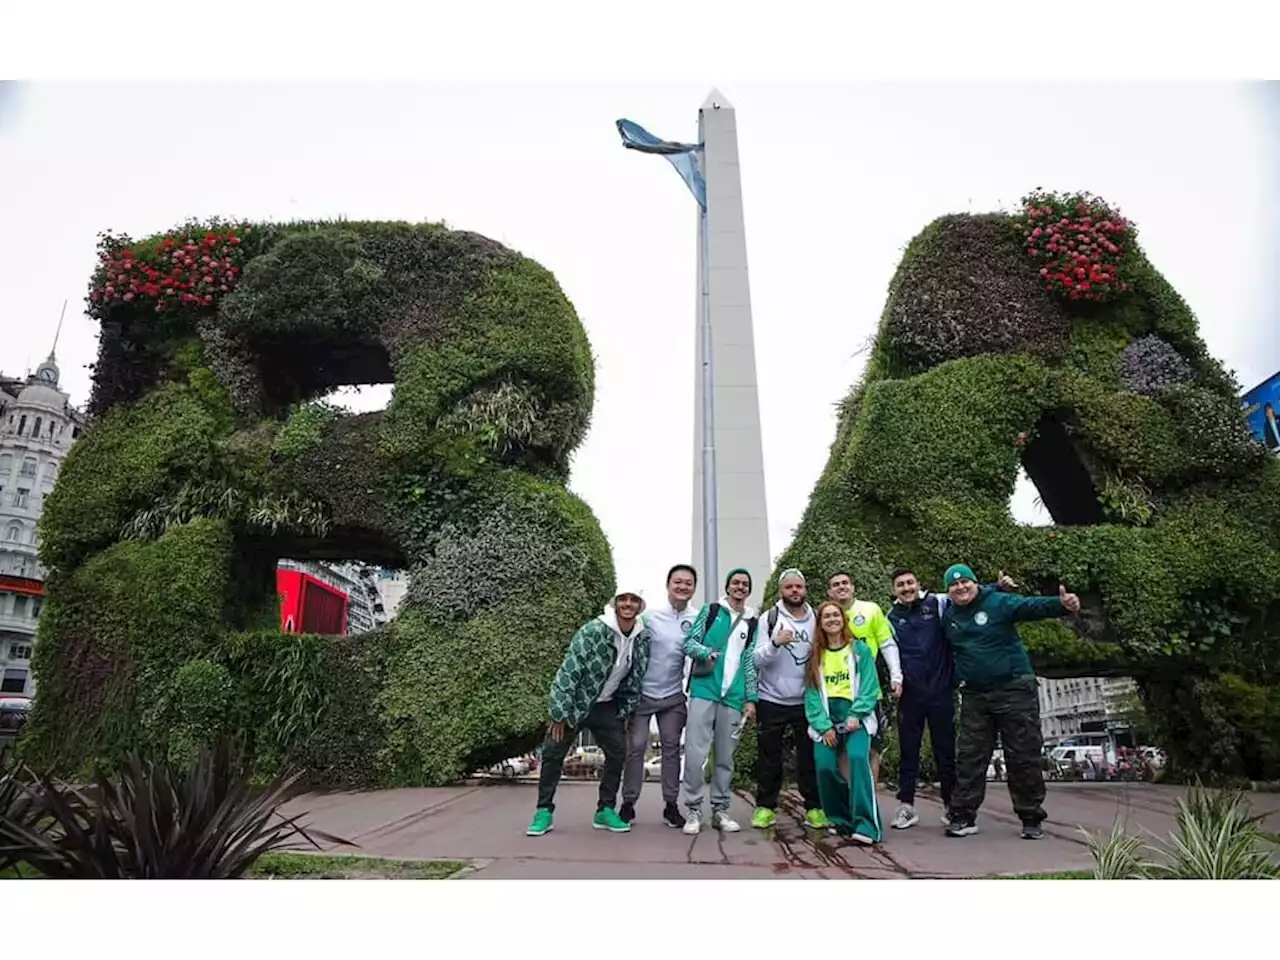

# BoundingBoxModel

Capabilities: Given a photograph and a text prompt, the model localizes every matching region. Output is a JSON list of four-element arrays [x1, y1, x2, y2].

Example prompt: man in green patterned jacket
[[527, 586, 651, 837]]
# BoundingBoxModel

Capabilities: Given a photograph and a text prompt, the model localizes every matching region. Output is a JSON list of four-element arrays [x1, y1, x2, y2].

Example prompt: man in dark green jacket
[[939, 563, 1081, 840]]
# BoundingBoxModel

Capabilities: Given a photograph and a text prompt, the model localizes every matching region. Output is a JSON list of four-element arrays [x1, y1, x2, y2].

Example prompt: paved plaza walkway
[[281, 780, 1280, 879]]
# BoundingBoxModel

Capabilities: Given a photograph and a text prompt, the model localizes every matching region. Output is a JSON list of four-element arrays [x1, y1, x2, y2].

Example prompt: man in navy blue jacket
[[886, 566, 1013, 830]]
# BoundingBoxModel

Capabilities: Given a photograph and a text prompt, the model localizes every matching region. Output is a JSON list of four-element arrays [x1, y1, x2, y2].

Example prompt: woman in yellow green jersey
[[804, 600, 883, 844]]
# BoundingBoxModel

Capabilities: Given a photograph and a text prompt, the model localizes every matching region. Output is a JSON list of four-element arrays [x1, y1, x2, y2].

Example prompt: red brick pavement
[[278, 780, 1280, 880]]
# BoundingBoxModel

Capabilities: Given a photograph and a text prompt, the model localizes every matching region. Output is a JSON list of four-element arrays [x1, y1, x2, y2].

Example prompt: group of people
[[526, 560, 1081, 845]]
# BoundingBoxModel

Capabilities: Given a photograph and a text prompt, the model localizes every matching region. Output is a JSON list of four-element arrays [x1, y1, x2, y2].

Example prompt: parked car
[[488, 756, 531, 778], [644, 753, 685, 781]]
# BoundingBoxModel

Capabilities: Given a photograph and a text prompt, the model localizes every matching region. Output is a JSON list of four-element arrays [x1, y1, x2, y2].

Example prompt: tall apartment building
[[1038, 675, 1138, 742], [0, 352, 86, 697]]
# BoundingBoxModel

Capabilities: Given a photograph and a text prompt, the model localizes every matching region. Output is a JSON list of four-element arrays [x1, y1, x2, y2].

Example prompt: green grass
[[2, 854, 469, 880], [990, 870, 1093, 879], [247, 852, 469, 879]]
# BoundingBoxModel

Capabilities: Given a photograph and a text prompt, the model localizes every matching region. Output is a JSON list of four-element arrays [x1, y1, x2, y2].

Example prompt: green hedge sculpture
[[24, 219, 615, 787], [757, 192, 1280, 784]]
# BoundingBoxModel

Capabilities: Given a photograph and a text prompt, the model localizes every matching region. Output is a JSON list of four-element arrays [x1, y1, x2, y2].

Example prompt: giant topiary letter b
[[25, 219, 615, 787]]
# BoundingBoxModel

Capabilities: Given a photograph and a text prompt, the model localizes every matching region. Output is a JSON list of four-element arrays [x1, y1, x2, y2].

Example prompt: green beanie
[[724, 567, 752, 592], [943, 563, 977, 587]]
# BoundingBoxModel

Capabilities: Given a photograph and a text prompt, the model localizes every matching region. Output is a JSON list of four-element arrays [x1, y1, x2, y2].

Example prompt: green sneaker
[[526, 808, 554, 836], [593, 807, 631, 832], [751, 807, 777, 829], [805, 808, 831, 830]]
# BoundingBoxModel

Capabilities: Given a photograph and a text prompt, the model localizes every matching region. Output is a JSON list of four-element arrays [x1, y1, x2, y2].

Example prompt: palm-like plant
[[0, 738, 349, 879], [1083, 784, 1280, 879]]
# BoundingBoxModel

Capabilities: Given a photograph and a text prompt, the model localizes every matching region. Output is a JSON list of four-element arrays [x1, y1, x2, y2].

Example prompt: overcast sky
[[2, 81, 1275, 602]]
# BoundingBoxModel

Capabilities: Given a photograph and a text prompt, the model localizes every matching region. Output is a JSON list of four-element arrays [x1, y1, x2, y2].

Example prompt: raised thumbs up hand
[[1059, 584, 1081, 615]]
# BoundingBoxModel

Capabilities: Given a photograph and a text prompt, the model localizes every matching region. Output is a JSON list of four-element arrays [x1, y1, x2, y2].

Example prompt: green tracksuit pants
[[814, 697, 882, 842]]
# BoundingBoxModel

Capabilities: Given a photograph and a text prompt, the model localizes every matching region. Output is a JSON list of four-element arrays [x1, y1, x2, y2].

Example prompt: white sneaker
[[940, 809, 953, 826], [683, 811, 703, 835], [712, 811, 741, 833], [891, 804, 919, 830]]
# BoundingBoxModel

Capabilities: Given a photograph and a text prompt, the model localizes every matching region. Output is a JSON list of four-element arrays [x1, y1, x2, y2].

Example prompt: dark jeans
[[951, 675, 1045, 825], [754, 700, 820, 811], [536, 700, 627, 813], [896, 690, 957, 807]]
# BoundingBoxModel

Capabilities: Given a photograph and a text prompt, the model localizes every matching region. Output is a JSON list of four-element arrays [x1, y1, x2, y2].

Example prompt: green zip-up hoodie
[[682, 600, 759, 712], [942, 585, 1066, 692]]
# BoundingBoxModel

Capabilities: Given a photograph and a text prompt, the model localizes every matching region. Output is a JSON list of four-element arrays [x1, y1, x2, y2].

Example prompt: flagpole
[[696, 117, 718, 605]]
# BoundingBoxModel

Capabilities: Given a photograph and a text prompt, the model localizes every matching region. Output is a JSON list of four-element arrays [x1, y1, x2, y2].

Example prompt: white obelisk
[[691, 89, 771, 610]]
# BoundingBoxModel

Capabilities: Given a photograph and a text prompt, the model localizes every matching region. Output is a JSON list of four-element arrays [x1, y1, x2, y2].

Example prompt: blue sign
[[1241, 371, 1280, 453]]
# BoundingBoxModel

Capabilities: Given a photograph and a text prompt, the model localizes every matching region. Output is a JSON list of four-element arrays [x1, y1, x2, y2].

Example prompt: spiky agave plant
[[1147, 786, 1280, 880], [1082, 817, 1149, 879], [0, 737, 350, 878], [1083, 784, 1280, 880]]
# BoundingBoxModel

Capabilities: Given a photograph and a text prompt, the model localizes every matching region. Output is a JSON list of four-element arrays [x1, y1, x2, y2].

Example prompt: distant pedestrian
[[750, 568, 828, 831], [939, 564, 1080, 840], [619, 564, 696, 829], [680, 568, 759, 835], [805, 600, 883, 845], [827, 572, 902, 784], [526, 587, 651, 837]]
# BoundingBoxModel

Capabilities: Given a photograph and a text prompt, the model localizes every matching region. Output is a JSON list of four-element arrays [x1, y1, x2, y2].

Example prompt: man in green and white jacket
[[527, 586, 651, 837], [679, 567, 759, 835]]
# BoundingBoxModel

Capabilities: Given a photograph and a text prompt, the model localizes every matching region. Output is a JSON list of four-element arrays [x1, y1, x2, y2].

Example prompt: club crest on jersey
[[680, 620, 692, 632], [853, 615, 866, 626], [975, 611, 989, 626]]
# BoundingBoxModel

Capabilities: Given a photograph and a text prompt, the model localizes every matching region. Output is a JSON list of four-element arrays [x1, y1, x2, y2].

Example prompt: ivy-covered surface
[[24, 219, 614, 788], [768, 190, 1280, 782]]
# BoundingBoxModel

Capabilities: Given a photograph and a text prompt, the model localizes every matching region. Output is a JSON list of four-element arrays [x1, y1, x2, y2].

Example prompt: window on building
[[8, 643, 32, 661], [19, 457, 36, 478], [47, 420, 55, 439], [14, 488, 28, 508], [72, 427, 80, 439], [5, 524, 19, 542], [32, 417, 42, 437], [1, 668, 27, 694], [31, 598, 42, 619], [17, 415, 27, 436], [14, 596, 28, 618], [0, 453, 10, 475]]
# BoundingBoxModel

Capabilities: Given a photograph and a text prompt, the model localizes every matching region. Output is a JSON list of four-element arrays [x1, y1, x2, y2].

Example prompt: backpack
[[686, 602, 759, 684]]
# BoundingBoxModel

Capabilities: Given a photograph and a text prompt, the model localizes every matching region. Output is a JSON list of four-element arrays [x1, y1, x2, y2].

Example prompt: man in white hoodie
[[527, 587, 651, 838], [619, 563, 697, 829], [750, 568, 829, 830]]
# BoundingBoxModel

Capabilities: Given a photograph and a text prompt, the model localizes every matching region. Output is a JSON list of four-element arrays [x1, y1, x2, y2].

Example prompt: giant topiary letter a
[[24, 219, 615, 787], [768, 192, 1280, 782]]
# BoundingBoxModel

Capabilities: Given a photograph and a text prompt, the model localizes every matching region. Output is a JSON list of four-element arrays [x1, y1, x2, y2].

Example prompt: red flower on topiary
[[86, 222, 253, 319], [1015, 190, 1132, 305]]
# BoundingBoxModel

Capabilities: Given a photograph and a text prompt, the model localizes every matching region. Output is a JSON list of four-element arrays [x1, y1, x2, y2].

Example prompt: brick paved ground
[[279, 780, 1280, 879]]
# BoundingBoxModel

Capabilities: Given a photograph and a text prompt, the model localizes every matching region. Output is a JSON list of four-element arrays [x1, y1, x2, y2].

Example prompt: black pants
[[536, 701, 627, 813], [754, 699, 820, 811], [951, 675, 1045, 826], [896, 690, 957, 807]]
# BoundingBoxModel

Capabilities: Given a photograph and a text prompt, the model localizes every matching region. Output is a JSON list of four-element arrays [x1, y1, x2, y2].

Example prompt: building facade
[[0, 354, 85, 697], [1038, 675, 1138, 742]]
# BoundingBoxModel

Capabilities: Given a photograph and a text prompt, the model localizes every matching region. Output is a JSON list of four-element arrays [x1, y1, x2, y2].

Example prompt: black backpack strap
[[767, 606, 779, 636]]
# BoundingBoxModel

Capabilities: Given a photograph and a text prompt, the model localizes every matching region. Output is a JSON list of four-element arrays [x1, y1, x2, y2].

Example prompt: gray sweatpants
[[622, 693, 688, 806], [681, 697, 742, 814]]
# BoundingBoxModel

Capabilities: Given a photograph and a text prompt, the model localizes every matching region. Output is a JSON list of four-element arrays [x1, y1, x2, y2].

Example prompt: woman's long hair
[[806, 600, 854, 690]]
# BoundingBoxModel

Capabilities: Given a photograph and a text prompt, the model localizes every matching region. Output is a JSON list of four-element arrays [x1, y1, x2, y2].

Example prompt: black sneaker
[[619, 801, 636, 824], [1020, 822, 1044, 840], [662, 803, 684, 829], [946, 818, 979, 837]]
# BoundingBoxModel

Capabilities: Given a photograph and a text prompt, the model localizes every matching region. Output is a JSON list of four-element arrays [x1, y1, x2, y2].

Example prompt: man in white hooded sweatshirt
[[750, 568, 830, 830], [527, 587, 651, 837]]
